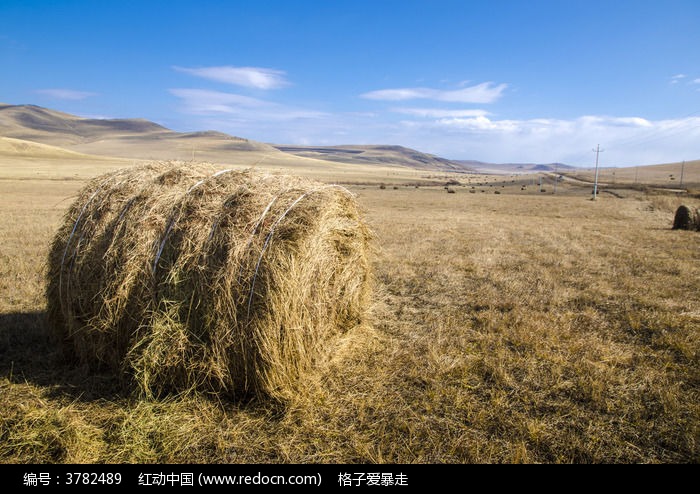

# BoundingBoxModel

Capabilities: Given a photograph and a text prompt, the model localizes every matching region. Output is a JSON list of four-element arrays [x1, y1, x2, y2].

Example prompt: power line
[[559, 109, 700, 168], [604, 109, 700, 151]]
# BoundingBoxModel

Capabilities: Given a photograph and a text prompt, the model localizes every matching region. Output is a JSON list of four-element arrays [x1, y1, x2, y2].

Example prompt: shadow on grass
[[0, 310, 123, 402]]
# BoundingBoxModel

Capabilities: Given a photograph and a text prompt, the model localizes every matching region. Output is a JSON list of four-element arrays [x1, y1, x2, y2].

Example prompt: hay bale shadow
[[0, 311, 122, 402]]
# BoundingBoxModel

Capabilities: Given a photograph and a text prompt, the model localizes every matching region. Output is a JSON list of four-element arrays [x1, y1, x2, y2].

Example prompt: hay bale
[[672, 205, 697, 230], [47, 163, 372, 402]]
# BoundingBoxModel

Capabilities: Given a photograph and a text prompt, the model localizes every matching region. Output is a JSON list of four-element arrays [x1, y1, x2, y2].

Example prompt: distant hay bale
[[46, 163, 372, 402], [446, 187, 456, 194], [672, 205, 698, 230]]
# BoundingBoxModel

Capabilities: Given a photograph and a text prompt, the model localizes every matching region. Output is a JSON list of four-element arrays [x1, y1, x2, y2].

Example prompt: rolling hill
[[275, 144, 472, 172], [0, 104, 469, 171], [0, 103, 279, 162], [4, 103, 694, 183]]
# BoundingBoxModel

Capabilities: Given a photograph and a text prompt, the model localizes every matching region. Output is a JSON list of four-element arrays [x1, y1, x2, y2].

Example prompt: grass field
[[1, 158, 699, 463], [564, 159, 700, 190]]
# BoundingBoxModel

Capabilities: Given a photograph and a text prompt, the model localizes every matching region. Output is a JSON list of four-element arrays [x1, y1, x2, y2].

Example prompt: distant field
[[0, 156, 698, 463], [564, 159, 700, 189]]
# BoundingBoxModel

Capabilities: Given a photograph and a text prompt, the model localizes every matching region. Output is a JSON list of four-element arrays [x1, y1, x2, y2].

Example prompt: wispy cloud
[[361, 82, 507, 104], [391, 114, 699, 165], [173, 66, 290, 90], [169, 88, 326, 121], [35, 88, 97, 100], [392, 108, 490, 118], [670, 74, 687, 84], [407, 115, 653, 133], [692, 78, 700, 84]]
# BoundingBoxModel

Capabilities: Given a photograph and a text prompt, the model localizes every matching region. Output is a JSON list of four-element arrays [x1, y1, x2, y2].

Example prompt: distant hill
[[6, 104, 692, 180], [275, 144, 472, 172], [0, 104, 471, 171], [455, 160, 576, 174], [0, 103, 278, 161], [0, 103, 167, 144]]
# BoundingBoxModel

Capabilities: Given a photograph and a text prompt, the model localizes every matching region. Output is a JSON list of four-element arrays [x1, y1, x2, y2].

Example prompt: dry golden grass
[[1, 161, 699, 464], [565, 159, 700, 189]]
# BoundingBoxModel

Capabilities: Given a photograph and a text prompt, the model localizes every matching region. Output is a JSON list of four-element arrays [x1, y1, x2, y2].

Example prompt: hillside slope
[[276, 144, 472, 172], [0, 103, 279, 161]]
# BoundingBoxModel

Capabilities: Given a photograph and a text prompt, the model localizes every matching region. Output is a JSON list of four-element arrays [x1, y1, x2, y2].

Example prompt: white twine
[[235, 194, 280, 283], [152, 168, 236, 275], [245, 184, 353, 321], [58, 187, 102, 305], [57, 167, 135, 307], [114, 196, 137, 225]]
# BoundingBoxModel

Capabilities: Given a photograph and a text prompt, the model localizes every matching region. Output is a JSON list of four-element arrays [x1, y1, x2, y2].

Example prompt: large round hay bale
[[47, 163, 372, 402], [672, 205, 697, 230]]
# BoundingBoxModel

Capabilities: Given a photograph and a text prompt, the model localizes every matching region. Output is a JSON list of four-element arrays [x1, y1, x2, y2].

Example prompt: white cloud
[[35, 88, 97, 100], [168, 83, 699, 166], [169, 88, 326, 121], [692, 78, 700, 84], [670, 74, 687, 84], [390, 114, 700, 165], [361, 82, 507, 104], [174, 66, 289, 90], [392, 108, 490, 118]]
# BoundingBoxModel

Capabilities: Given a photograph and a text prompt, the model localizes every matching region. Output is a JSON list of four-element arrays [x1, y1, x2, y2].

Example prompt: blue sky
[[1, 0, 699, 165]]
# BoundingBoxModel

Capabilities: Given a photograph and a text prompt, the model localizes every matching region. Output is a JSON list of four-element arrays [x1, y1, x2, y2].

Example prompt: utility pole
[[634, 166, 639, 184], [539, 175, 542, 193], [592, 144, 604, 200], [680, 160, 685, 189], [553, 163, 558, 194]]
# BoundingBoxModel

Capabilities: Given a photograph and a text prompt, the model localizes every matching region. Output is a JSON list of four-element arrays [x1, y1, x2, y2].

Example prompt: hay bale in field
[[672, 205, 697, 230], [47, 163, 372, 402]]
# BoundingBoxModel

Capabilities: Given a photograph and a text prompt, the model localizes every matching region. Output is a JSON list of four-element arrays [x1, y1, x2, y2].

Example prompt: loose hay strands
[[47, 162, 372, 403]]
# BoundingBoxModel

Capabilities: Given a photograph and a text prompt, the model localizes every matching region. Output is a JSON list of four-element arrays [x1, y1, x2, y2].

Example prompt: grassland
[[564, 159, 700, 190], [1, 156, 698, 463]]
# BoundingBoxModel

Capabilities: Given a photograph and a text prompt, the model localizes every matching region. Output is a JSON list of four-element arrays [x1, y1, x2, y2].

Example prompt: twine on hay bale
[[47, 163, 372, 402], [672, 205, 698, 231]]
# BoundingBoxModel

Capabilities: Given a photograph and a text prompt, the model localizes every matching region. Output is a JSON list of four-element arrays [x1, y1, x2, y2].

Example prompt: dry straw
[[672, 205, 699, 231], [47, 162, 372, 402]]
